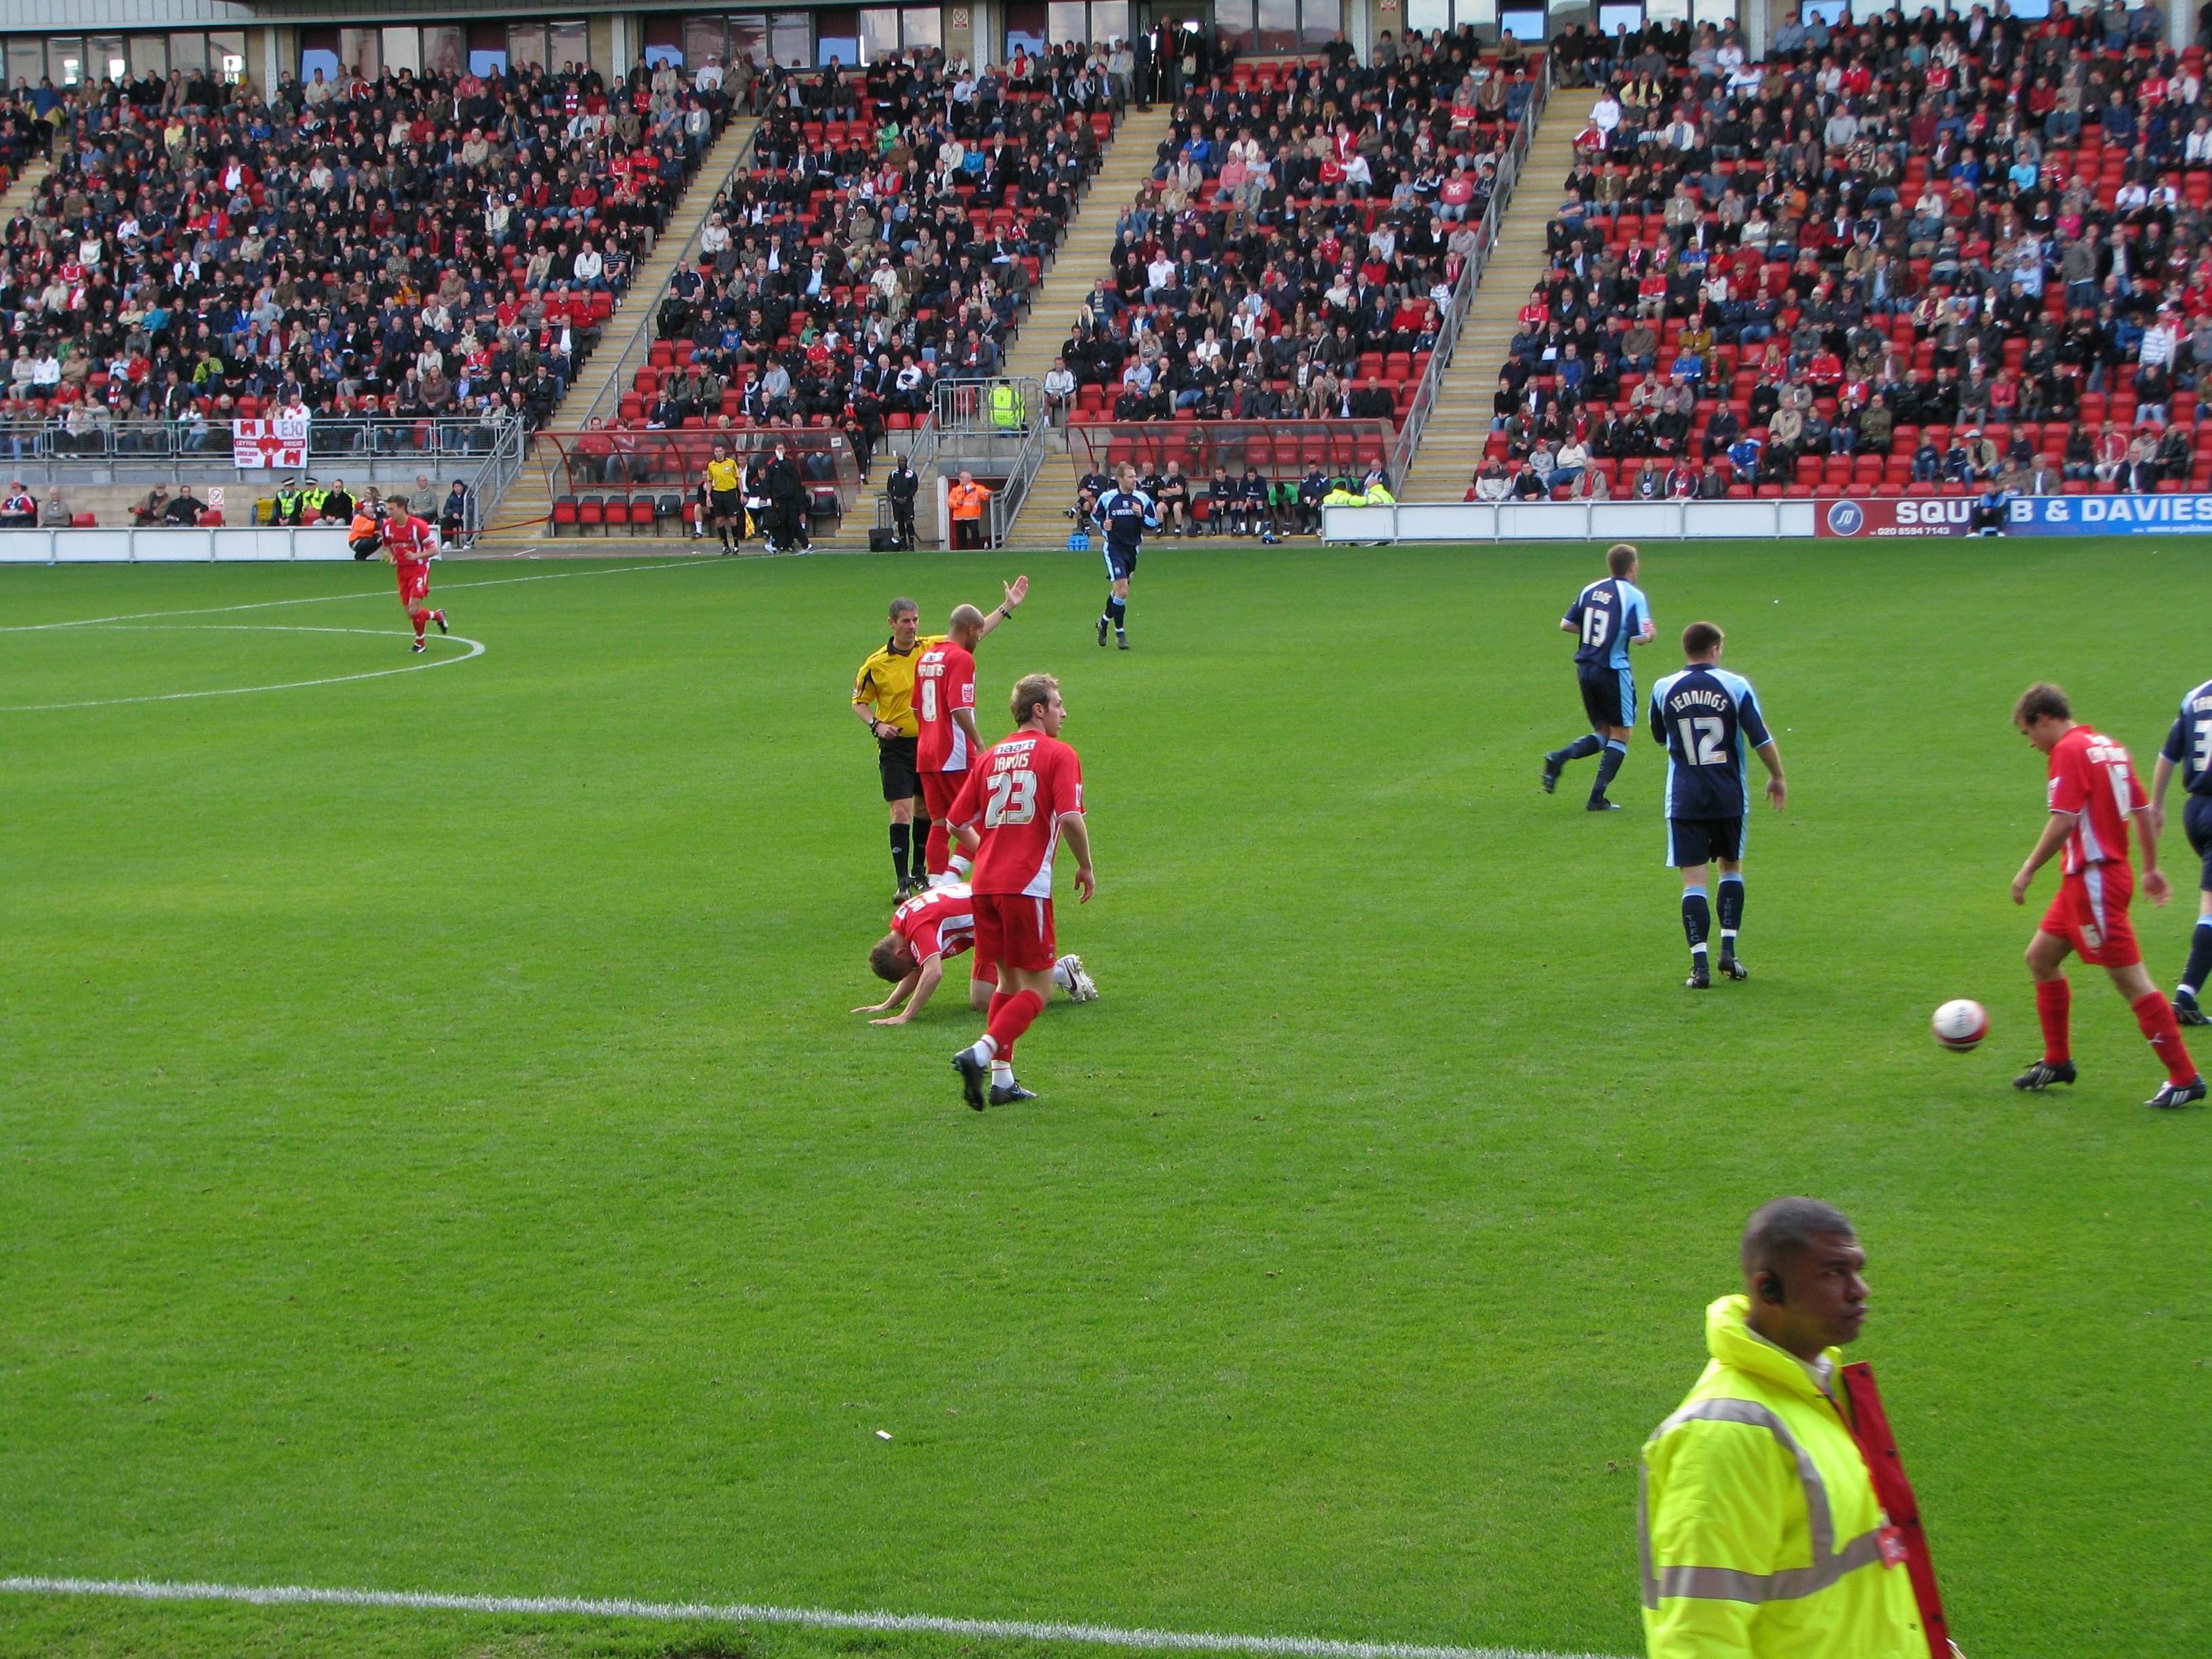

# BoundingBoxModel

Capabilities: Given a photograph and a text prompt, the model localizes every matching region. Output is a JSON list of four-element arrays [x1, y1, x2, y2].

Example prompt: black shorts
[[1578, 663, 1635, 730], [2186, 793, 2212, 890], [878, 733, 920, 802], [710, 488, 741, 517], [1668, 816, 1745, 868], [1103, 539, 1139, 581]]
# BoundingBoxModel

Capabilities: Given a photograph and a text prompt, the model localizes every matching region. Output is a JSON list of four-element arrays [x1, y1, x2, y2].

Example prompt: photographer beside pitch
[[1641, 1198, 1960, 1659]]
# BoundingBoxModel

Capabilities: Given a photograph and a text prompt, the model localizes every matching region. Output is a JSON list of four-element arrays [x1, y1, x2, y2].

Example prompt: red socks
[[410, 609, 428, 639], [2132, 990, 2198, 1086], [986, 991, 1015, 1062], [2036, 978, 2071, 1064], [985, 989, 1044, 1055], [925, 820, 949, 876]]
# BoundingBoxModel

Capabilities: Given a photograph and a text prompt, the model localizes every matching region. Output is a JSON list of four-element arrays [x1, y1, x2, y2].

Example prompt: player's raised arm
[[975, 575, 1029, 640]]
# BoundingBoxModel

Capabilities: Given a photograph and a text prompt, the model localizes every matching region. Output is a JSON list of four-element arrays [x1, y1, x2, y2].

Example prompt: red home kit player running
[[2009, 681, 2207, 1109], [947, 673, 1094, 1108], [382, 493, 447, 652], [914, 605, 989, 886]]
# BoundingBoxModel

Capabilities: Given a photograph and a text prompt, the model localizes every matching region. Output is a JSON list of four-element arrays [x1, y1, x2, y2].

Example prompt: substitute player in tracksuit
[[1641, 1197, 1958, 1659], [1092, 463, 1155, 651]]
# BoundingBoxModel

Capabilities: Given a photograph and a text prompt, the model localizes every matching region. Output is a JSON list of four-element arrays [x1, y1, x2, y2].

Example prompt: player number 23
[[1677, 716, 1727, 766], [985, 767, 1038, 827]]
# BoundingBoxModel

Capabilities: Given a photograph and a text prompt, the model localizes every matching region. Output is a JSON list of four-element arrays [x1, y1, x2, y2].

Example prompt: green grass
[[1, 541, 2206, 1659]]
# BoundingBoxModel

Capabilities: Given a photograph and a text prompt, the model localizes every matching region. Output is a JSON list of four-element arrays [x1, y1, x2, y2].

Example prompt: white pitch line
[[0, 556, 716, 634], [0, 626, 487, 710], [0, 1577, 1631, 1659]]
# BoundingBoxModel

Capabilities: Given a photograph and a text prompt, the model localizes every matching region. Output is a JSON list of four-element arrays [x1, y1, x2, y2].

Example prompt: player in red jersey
[[914, 605, 988, 886], [2009, 682, 2206, 1109], [381, 493, 447, 652], [945, 673, 1094, 1107], [852, 881, 1097, 1026]]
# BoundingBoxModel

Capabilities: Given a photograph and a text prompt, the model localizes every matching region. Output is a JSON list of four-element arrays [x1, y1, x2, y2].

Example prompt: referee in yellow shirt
[[853, 581, 1028, 901], [703, 443, 744, 552]]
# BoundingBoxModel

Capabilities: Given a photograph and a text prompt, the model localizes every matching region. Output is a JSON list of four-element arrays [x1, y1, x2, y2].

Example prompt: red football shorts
[[972, 893, 1056, 973], [2043, 861, 2139, 967], [920, 769, 964, 821], [396, 562, 430, 603]]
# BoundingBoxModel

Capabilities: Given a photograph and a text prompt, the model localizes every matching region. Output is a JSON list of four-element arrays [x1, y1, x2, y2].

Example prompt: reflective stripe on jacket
[[1641, 1295, 1923, 1659]]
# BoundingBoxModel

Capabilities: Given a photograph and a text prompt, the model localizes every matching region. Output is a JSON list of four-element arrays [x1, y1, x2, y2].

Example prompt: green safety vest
[[1322, 487, 1363, 506], [303, 489, 328, 514], [275, 489, 298, 512], [1362, 485, 1396, 504], [989, 384, 1026, 428], [1641, 1296, 1924, 1659]]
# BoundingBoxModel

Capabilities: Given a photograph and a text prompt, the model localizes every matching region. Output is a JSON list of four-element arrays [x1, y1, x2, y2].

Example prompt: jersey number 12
[[1677, 716, 1727, 766]]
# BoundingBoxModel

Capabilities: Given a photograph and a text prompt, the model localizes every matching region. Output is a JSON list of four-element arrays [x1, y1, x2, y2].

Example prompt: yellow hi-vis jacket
[[989, 383, 1026, 428], [1641, 1296, 1924, 1659]]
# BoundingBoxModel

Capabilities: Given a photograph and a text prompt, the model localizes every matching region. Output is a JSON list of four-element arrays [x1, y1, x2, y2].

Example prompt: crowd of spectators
[[0, 52, 734, 457], [1480, 0, 2212, 503], [596, 41, 1123, 488], [1050, 30, 1536, 434]]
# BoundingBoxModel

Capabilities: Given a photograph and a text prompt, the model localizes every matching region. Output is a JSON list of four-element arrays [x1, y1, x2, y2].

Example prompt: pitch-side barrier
[[1320, 501, 1822, 543], [0, 528, 359, 562]]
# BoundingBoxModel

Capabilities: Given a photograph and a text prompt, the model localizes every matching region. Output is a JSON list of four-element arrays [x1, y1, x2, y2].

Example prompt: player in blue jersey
[[2152, 674, 2212, 1025], [1544, 543, 1655, 811], [1092, 462, 1156, 651], [1649, 621, 1788, 989]]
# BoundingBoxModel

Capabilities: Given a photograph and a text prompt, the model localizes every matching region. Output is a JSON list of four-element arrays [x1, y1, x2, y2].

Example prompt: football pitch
[[1, 540, 2205, 1659]]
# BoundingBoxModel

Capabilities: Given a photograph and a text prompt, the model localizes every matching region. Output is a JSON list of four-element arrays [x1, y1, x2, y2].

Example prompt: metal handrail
[[1386, 54, 1553, 491], [575, 116, 765, 434], [10, 414, 530, 464]]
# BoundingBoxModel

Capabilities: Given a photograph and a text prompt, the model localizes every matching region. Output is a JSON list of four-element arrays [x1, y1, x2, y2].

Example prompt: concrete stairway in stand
[[798, 103, 1172, 557], [1396, 90, 1597, 504], [992, 106, 1171, 550], [476, 118, 756, 549], [0, 157, 50, 225]]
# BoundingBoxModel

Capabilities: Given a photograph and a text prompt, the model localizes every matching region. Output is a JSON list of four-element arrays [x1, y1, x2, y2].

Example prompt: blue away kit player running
[[1092, 462, 1155, 651], [1649, 619, 1786, 989], [2152, 674, 2212, 1026], [1544, 542, 1654, 811]]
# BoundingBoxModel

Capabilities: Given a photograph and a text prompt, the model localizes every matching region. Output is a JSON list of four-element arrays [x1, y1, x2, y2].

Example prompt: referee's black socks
[[1681, 884, 1711, 961], [891, 823, 912, 888], [1590, 738, 1627, 803]]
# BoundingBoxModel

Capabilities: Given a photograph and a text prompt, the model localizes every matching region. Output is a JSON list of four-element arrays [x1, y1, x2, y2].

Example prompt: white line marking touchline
[[0, 556, 714, 634], [0, 626, 487, 710], [0, 1578, 1633, 1659]]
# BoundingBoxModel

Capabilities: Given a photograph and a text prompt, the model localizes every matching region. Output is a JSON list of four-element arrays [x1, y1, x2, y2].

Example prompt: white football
[[1931, 999, 1989, 1052]]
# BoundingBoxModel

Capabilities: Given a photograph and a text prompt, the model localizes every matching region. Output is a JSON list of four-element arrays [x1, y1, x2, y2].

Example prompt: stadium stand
[[1477, 7, 2212, 504], [491, 42, 1128, 547], [0, 53, 738, 494], [1004, 32, 1551, 542]]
